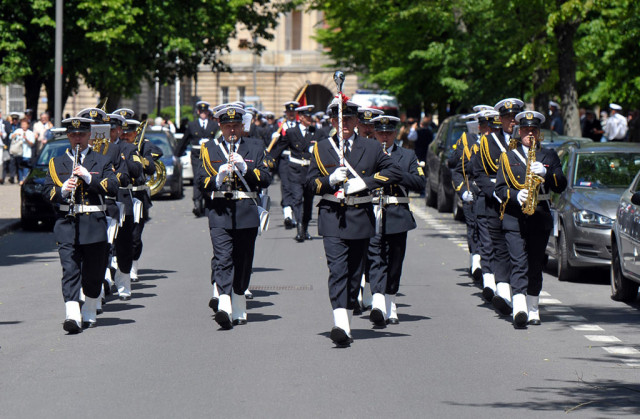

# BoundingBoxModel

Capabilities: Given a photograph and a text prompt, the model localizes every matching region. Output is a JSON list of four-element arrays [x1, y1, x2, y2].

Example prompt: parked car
[[425, 115, 467, 213], [610, 170, 640, 302], [540, 129, 593, 150], [20, 136, 70, 229], [350, 90, 399, 117], [145, 128, 184, 199], [181, 143, 193, 185], [547, 142, 640, 281]]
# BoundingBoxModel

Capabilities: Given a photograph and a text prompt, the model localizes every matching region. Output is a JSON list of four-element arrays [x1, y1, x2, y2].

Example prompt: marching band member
[[272, 104, 324, 242], [356, 107, 383, 139], [471, 98, 523, 314], [197, 105, 272, 329], [272, 101, 300, 229], [176, 101, 219, 217], [306, 97, 402, 346], [43, 117, 118, 332], [366, 115, 425, 326], [495, 111, 567, 327]]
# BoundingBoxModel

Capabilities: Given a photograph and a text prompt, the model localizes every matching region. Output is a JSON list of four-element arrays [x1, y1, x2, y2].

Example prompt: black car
[[145, 128, 184, 199], [20, 136, 70, 229], [425, 115, 467, 215]]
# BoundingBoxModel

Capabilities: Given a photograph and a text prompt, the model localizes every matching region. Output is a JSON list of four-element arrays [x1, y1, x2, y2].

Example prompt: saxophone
[[521, 135, 545, 215]]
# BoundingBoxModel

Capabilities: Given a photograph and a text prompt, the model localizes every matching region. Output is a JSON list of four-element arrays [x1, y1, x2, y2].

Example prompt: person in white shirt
[[9, 118, 35, 184], [603, 103, 628, 141]]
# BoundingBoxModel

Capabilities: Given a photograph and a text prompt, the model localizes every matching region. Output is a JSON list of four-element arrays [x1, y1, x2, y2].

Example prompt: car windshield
[[447, 121, 467, 149], [351, 94, 398, 108], [37, 139, 70, 166], [145, 132, 174, 156], [573, 152, 640, 188]]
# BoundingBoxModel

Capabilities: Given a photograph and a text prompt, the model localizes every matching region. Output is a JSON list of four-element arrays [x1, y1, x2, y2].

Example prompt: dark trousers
[[323, 237, 369, 310], [290, 181, 314, 225], [278, 157, 295, 208], [367, 232, 408, 295], [191, 151, 203, 204], [463, 201, 479, 255], [476, 214, 493, 275], [132, 219, 145, 261], [58, 241, 109, 301], [210, 227, 258, 295], [504, 220, 551, 296], [3, 155, 18, 180], [485, 204, 511, 283], [115, 217, 134, 273]]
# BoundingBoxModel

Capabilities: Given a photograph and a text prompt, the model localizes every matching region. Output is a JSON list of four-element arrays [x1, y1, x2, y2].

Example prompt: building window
[[237, 86, 245, 102], [291, 11, 302, 50], [220, 87, 229, 104], [8, 84, 24, 113]]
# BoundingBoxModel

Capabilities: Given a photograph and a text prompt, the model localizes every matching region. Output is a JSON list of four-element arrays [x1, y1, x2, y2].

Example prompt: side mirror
[[631, 191, 640, 206]]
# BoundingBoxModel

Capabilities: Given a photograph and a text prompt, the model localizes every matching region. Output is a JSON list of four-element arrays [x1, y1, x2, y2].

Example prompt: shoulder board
[[48, 157, 63, 187], [500, 152, 524, 190], [313, 142, 329, 176]]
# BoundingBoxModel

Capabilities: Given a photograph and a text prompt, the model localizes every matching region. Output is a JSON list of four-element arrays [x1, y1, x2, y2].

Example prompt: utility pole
[[54, 0, 63, 125]]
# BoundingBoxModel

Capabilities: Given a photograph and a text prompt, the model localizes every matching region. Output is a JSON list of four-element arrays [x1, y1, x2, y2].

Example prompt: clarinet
[[66, 144, 81, 219], [224, 136, 237, 199]]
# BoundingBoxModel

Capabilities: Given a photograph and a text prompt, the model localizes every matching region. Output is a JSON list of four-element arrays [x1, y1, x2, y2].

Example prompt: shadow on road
[[247, 300, 274, 310], [0, 321, 22, 325], [96, 317, 136, 327], [248, 313, 282, 323], [0, 231, 57, 267], [252, 267, 283, 273]]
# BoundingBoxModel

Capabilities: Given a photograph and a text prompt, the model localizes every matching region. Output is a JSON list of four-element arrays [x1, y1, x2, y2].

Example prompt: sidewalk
[[0, 183, 21, 236]]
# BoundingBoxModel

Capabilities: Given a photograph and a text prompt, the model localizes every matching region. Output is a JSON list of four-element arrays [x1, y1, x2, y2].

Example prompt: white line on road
[[571, 324, 604, 331], [603, 347, 640, 355], [584, 335, 621, 343], [553, 315, 588, 321]]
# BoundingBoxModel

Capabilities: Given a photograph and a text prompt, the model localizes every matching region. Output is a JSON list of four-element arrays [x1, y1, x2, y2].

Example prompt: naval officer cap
[[461, 113, 478, 120], [77, 108, 107, 123], [358, 107, 383, 124], [295, 105, 315, 116], [476, 110, 498, 123], [371, 115, 401, 131], [62, 117, 93, 133], [215, 106, 246, 124], [263, 111, 275, 118], [472, 105, 494, 113], [515, 110, 546, 128], [284, 101, 300, 111], [326, 97, 359, 118], [107, 113, 127, 127], [610, 103, 623, 111], [494, 98, 524, 116], [122, 119, 140, 133], [195, 101, 210, 113], [549, 100, 560, 109], [114, 108, 135, 119]]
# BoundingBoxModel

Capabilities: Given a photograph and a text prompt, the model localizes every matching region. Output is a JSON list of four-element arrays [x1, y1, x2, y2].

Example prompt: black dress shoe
[[82, 321, 97, 329], [63, 319, 82, 334], [119, 295, 131, 301], [528, 318, 541, 326], [209, 297, 219, 313], [303, 224, 312, 240], [369, 308, 387, 328], [103, 280, 111, 296], [472, 268, 482, 283], [491, 295, 512, 316], [482, 287, 495, 302], [215, 311, 233, 330], [284, 217, 294, 229], [131, 276, 139, 283], [233, 318, 247, 326], [386, 318, 400, 325], [329, 327, 352, 347], [295, 224, 305, 242], [244, 292, 253, 300], [513, 311, 528, 329], [96, 309, 103, 315]]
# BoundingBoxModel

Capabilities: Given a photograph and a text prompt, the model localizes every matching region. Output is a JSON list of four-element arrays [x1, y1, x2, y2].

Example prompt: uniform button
[[355, 205, 359, 208], [341, 203, 345, 207]]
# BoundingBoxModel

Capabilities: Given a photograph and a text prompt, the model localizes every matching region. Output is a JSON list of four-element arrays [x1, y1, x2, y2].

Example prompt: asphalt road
[[1, 182, 639, 418]]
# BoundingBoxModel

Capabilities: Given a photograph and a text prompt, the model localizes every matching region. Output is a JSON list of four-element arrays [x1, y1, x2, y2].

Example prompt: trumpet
[[66, 144, 81, 219], [224, 136, 238, 199]]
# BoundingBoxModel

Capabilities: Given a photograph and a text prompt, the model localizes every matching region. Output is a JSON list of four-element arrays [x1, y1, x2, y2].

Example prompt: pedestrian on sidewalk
[[9, 118, 34, 184]]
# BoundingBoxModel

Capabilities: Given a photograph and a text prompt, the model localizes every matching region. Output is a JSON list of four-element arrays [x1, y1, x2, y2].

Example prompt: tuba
[[521, 135, 545, 215], [133, 120, 166, 196]]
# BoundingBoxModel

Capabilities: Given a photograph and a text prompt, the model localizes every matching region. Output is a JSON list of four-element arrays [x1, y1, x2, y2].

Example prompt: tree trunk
[[555, 18, 581, 137], [532, 69, 550, 129], [23, 75, 43, 117]]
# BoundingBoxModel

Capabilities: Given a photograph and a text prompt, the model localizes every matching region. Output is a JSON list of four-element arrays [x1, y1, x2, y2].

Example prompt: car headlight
[[165, 165, 174, 176], [573, 209, 614, 229]]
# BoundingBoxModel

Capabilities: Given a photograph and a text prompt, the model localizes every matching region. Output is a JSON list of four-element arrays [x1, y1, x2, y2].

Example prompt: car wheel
[[610, 239, 639, 302], [171, 176, 184, 199], [437, 180, 452, 213], [425, 175, 437, 208], [556, 225, 575, 282], [452, 193, 465, 221], [21, 217, 38, 231]]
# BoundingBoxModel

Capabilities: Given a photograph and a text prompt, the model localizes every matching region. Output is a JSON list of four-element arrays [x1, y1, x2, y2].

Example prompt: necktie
[[201, 120, 206, 129]]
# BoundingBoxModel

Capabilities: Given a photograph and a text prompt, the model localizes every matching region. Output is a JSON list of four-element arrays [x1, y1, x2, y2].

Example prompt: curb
[[0, 220, 21, 237]]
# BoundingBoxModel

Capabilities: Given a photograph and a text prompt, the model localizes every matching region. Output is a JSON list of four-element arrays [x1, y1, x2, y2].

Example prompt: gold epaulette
[[201, 145, 218, 176], [313, 142, 328, 176], [48, 157, 63, 187], [479, 134, 498, 175], [500, 152, 524, 190]]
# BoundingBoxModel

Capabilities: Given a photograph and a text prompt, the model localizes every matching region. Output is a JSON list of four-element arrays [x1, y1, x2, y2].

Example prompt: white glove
[[230, 152, 247, 174], [271, 132, 281, 141], [530, 161, 546, 176], [344, 177, 367, 195], [61, 177, 76, 197], [216, 164, 232, 187], [517, 189, 529, 205], [462, 191, 474, 202], [329, 167, 348, 186], [199, 138, 209, 145], [74, 165, 92, 184]]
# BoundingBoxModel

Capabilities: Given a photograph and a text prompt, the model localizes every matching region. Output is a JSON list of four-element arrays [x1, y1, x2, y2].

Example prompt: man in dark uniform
[[366, 115, 425, 326], [271, 101, 299, 229], [449, 107, 492, 281], [43, 117, 119, 332], [356, 107, 383, 139], [273, 105, 325, 242], [471, 98, 524, 313], [306, 97, 402, 346], [176, 101, 219, 217], [197, 105, 272, 329], [495, 111, 567, 327], [119, 116, 163, 284]]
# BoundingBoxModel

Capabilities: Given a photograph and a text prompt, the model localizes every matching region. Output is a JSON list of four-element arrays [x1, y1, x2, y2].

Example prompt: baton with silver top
[[333, 70, 345, 167]]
